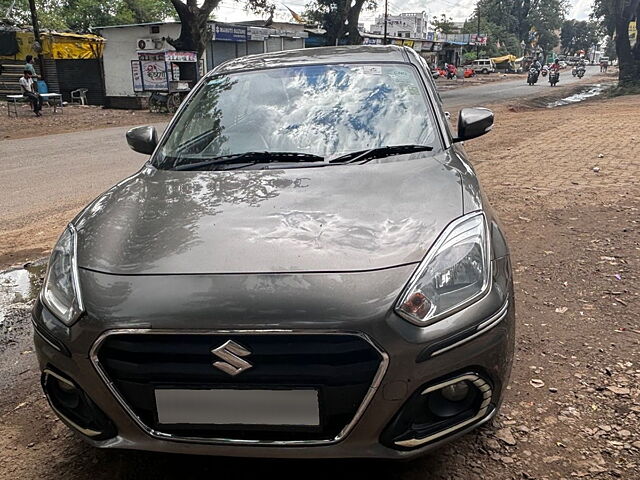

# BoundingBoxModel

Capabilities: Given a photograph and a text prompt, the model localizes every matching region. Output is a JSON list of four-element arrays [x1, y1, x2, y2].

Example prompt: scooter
[[527, 67, 540, 86], [549, 70, 560, 87], [577, 66, 586, 78]]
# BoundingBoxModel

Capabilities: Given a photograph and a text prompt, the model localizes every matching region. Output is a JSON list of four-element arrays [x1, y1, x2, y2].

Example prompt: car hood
[[75, 155, 463, 275]]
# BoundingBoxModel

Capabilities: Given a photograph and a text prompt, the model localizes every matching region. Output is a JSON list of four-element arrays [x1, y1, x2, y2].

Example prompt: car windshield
[[154, 63, 439, 170]]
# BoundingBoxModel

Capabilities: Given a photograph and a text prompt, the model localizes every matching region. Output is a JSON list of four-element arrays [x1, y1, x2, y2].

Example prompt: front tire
[[167, 93, 182, 114]]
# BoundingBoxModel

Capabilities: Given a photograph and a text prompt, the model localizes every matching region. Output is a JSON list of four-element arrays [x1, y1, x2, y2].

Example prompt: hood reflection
[[75, 157, 463, 275]]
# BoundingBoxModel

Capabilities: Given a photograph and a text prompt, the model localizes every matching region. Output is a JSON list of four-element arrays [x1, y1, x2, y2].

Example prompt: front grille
[[95, 332, 384, 443]]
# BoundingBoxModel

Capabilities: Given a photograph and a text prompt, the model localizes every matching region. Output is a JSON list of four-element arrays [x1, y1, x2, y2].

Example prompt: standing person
[[19, 70, 42, 116], [24, 55, 38, 78]]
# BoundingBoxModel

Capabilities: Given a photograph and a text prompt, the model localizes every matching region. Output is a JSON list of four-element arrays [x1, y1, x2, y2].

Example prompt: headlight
[[396, 213, 490, 326], [41, 225, 84, 326]]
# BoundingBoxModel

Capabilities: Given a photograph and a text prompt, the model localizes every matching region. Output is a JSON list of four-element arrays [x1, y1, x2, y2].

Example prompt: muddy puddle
[[547, 84, 607, 108], [0, 261, 46, 324]]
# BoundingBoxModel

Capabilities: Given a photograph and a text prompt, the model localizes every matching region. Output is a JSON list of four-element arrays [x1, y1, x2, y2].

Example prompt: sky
[[213, 0, 592, 27]]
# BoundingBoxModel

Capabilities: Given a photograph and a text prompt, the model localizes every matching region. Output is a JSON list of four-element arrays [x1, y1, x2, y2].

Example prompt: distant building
[[451, 22, 465, 34], [370, 12, 430, 39]]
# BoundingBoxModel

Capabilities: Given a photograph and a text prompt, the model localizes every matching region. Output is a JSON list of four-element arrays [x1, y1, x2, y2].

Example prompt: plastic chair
[[36, 80, 48, 93], [71, 88, 88, 105]]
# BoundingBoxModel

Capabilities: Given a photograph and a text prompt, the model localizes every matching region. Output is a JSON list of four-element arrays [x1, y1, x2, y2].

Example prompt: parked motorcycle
[[527, 67, 540, 86], [549, 70, 560, 87]]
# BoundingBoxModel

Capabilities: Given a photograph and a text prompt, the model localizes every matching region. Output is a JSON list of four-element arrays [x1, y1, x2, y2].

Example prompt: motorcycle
[[577, 66, 586, 78], [541, 66, 549, 77], [572, 66, 578, 76], [549, 70, 560, 87], [527, 67, 540, 86]]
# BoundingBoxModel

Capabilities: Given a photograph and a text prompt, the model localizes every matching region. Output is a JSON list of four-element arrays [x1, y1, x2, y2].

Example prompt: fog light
[[381, 373, 495, 449], [441, 381, 470, 402], [42, 369, 116, 440]]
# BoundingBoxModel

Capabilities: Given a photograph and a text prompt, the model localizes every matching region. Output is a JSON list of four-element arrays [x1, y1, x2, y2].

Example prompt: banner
[[141, 60, 169, 91], [131, 60, 143, 92], [165, 51, 197, 62]]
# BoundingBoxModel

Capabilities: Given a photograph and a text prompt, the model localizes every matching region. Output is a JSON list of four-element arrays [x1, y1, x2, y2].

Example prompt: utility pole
[[476, 7, 480, 59], [383, 0, 388, 45]]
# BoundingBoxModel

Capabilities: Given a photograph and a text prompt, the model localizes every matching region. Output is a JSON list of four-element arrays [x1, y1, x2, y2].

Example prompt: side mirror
[[126, 125, 158, 155], [453, 107, 494, 143]]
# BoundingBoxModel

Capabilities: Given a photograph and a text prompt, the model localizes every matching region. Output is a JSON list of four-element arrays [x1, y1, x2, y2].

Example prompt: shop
[[0, 29, 105, 103], [361, 32, 444, 66], [98, 21, 307, 109]]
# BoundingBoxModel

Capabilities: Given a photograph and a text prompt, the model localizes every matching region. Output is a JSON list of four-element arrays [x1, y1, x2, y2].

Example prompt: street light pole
[[383, 0, 388, 45]]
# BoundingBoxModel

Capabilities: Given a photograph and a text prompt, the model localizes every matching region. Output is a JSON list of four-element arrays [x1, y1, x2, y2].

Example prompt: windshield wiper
[[173, 151, 325, 171], [328, 144, 433, 164]]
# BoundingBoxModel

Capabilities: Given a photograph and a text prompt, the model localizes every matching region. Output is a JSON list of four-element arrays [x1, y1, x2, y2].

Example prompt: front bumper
[[33, 257, 514, 459]]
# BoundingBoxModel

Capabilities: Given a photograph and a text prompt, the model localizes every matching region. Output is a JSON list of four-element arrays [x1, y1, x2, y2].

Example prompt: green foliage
[[560, 20, 600, 54], [0, 0, 174, 31], [466, 0, 569, 58], [463, 51, 478, 62], [462, 15, 521, 57], [431, 14, 456, 34]]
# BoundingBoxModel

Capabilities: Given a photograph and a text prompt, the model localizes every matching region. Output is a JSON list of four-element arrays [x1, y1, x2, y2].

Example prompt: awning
[[491, 55, 517, 63]]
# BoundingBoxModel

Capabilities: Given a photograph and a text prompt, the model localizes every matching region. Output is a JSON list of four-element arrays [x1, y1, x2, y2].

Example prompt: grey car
[[33, 46, 514, 460]]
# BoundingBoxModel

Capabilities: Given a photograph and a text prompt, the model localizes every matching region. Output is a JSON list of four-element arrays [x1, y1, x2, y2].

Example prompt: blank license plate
[[155, 388, 320, 426]]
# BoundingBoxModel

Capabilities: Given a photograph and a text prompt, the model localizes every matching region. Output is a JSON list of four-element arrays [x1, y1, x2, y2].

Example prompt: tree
[[305, 0, 376, 46], [462, 15, 521, 57], [469, 0, 568, 59], [0, 0, 174, 31], [431, 13, 456, 34], [592, 0, 640, 89], [560, 20, 600, 55]]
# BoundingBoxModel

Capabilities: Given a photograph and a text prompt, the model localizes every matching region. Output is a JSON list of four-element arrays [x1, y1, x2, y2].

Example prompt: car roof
[[211, 45, 411, 75]]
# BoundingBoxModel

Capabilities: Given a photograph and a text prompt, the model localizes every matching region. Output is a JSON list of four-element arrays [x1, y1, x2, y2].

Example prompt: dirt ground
[[0, 103, 167, 140], [0, 94, 638, 479], [436, 71, 527, 90]]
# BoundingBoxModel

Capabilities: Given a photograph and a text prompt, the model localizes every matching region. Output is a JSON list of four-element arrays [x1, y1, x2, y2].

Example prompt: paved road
[[0, 124, 165, 228], [441, 65, 599, 110]]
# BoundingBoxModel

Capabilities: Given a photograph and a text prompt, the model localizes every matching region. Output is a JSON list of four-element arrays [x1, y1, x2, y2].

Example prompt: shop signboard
[[165, 51, 197, 62], [213, 24, 247, 42]]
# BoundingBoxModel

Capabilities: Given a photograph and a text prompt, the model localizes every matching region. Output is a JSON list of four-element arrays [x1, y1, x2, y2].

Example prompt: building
[[0, 29, 105, 103], [97, 21, 307, 108], [370, 12, 430, 39]]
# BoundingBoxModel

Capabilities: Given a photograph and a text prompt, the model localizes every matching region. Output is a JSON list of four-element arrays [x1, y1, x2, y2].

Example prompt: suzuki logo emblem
[[211, 340, 253, 376]]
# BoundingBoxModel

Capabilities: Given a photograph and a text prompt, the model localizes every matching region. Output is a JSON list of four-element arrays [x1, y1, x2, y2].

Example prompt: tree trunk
[[167, 0, 219, 83], [615, 0, 640, 88], [346, 0, 367, 45]]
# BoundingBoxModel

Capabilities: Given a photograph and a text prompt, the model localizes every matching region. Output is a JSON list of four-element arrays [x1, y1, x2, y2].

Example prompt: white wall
[[100, 23, 182, 97]]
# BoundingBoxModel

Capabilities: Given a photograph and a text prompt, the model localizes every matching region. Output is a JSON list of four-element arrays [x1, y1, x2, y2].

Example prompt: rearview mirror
[[126, 125, 158, 155], [453, 108, 494, 143]]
